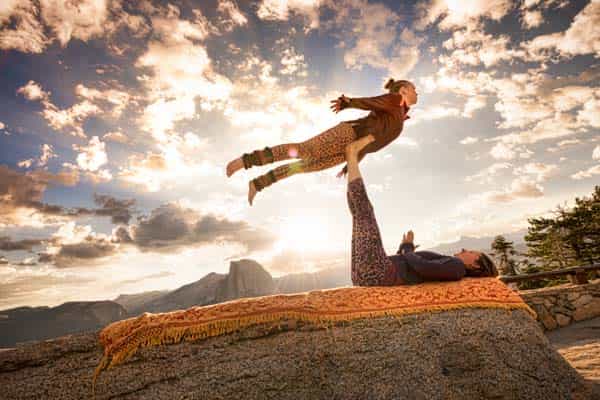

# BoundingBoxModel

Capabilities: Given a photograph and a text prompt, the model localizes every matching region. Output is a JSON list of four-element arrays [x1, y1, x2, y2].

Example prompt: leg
[[347, 177, 396, 286], [248, 152, 346, 205], [229, 122, 356, 177]]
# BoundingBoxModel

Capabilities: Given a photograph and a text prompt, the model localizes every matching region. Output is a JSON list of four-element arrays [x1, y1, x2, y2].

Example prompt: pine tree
[[490, 235, 518, 275]]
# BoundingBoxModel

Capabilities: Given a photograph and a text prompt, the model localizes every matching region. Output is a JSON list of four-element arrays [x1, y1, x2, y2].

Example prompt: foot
[[248, 180, 257, 206], [226, 157, 244, 178], [345, 134, 376, 159]]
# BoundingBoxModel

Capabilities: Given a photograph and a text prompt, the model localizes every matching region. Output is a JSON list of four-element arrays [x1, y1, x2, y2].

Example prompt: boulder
[[0, 308, 593, 399]]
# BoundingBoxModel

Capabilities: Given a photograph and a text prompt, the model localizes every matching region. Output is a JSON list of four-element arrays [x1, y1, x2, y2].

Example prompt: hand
[[402, 230, 414, 245], [330, 95, 349, 113], [336, 167, 347, 178]]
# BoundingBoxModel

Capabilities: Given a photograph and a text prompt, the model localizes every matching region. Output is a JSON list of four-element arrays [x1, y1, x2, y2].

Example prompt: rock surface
[[0, 308, 594, 400]]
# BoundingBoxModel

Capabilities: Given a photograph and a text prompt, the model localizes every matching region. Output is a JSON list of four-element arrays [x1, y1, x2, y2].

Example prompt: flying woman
[[344, 135, 499, 286], [226, 78, 418, 205]]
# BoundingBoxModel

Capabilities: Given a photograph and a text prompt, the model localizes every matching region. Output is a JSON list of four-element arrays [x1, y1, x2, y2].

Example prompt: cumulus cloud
[[136, 5, 232, 141], [111, 203, 276, 255], [256, 0, 322, 30], [490, 142, 516, 160], [217, 0, 248, 32], [17, 80, 49, 102], [75, 84, 131, 117], [0, 165, 80, 226], [0, 0, 48, 53], [523, 0, 600, 60], [480, 177, 544, 203], [1, 0, 150, 54], [415, 0, 514, 31], [73, 136, 108, 172]]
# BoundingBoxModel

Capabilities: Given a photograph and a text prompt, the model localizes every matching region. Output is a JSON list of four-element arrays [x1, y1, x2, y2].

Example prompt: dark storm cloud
[[127, 203, 276, 253], [0, 236, 44, 251], [93, 194, 136, 224]]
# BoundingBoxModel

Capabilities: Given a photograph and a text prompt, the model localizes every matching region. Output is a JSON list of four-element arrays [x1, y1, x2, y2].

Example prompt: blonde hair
[[384, 78, 413, 94]]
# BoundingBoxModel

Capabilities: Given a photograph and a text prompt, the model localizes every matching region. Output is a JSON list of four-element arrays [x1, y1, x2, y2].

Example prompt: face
[[400, 84, 418, 106], [453, 249, 480, 270]]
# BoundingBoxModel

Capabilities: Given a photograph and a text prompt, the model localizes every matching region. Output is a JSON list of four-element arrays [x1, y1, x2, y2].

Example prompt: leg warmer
[[242, 147, 274, 169]]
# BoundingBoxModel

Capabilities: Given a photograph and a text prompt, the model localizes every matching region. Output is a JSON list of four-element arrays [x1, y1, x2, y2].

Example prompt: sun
[[275, 215, 331, 254]]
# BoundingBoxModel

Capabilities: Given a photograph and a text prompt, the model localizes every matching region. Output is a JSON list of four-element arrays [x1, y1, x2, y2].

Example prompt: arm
[[345, 93, 403, 114], [403, 251, 466, 281]]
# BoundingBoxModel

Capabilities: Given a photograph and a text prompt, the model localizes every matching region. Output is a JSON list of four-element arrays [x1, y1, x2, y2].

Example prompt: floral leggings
[[249, 122, 357, 190], [347, 177, 398, 286]]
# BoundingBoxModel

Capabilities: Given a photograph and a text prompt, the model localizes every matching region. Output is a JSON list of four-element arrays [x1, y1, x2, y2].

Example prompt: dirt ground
[[547, 316, 600, 383]]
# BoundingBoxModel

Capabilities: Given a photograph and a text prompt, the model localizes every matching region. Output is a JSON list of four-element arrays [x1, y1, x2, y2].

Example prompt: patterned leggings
[[249, 122, 357, 190], [347, 177, 398, 286]]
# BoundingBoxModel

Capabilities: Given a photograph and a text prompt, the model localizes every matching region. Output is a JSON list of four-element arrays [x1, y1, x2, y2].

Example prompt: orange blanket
[[94, 278, 535, 386]]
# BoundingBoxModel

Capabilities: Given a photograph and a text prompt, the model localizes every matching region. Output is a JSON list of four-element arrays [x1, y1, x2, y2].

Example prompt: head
[[453, 249, 499, 278], [384, 78, 417, 106]]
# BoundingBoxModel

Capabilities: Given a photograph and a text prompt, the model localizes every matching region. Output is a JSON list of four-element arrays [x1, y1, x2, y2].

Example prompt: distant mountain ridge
[[425, 229, 527, 255]]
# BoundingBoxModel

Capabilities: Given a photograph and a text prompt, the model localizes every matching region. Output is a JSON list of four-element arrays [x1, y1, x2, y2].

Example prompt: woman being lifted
[[226, 78, 418, 205]]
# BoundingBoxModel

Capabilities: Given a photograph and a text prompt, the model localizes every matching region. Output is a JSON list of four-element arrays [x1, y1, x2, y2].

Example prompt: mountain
[[0, 301, 126, 348], [216, 259, 275, 302], [274, 266, 351, 293], [426, 229, 527, 255], [126, 272, 226, 315], [114, 291, 168, 313]]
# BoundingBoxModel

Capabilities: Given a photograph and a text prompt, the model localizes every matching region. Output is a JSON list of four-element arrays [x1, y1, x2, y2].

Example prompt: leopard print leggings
[[250, 122, 358, 190], [347, 177, 399, 286]]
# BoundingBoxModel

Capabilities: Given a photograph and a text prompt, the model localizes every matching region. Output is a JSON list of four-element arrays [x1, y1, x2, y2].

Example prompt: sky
[[0, 0, 598, 309]]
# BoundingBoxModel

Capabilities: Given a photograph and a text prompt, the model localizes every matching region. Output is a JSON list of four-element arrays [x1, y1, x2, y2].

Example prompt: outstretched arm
[[331, 93, 403, 114]]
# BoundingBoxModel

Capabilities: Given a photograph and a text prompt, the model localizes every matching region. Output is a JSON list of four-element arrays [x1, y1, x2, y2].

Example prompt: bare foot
[[345, 135, 375, 159], [226, 157, 244, 177], [248, 180, 257, 206]]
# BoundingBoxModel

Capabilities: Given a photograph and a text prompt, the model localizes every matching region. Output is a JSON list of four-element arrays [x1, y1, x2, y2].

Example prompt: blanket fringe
[[92, 301, 535, 391]]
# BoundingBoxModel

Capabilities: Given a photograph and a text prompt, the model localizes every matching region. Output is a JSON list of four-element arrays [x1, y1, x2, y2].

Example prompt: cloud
[[93, 194, 135, 224], [571, 164, 600, 180], [125, 203, 276, 254], [75, 84, 131, 117], [0, 0, 48, 53], [593, 145, 600, 160], [521, 9, 543, 29], [415, 0, 514, 31], [40, 0, 110, 46], [460, 136, 479, 145], [0, 236, 43, 251], [522, 0, 600, 60], [217, 0, 248, 32], [136, 5, 232, 141], [73, 136, 108, 172], [0, 165, 80, 227], [490, 142, 516, 160], [17, 80, 49, 102], [465, 162, 511, 184], [103, 130, 128, 143], [480, 177, 544, 203], [256, 0, 322, 30], [513, 162, 557, 182], [18, 144, 56, 169]]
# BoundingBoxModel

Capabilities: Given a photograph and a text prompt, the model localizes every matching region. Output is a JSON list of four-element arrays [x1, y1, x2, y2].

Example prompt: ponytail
[[384, 78, 413, 94]]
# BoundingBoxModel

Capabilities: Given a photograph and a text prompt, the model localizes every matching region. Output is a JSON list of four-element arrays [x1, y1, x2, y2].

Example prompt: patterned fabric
[[94, 278, 536, 388], [250, 122, 357, 191], [347, 177, 399, 286]]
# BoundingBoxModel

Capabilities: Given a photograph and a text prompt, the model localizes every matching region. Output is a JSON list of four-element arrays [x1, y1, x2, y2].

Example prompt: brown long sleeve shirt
[[340, 93, 410, 170]]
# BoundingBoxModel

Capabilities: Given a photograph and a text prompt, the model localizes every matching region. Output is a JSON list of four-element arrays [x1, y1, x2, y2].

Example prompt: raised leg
[[347, 177, 396, 286]]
